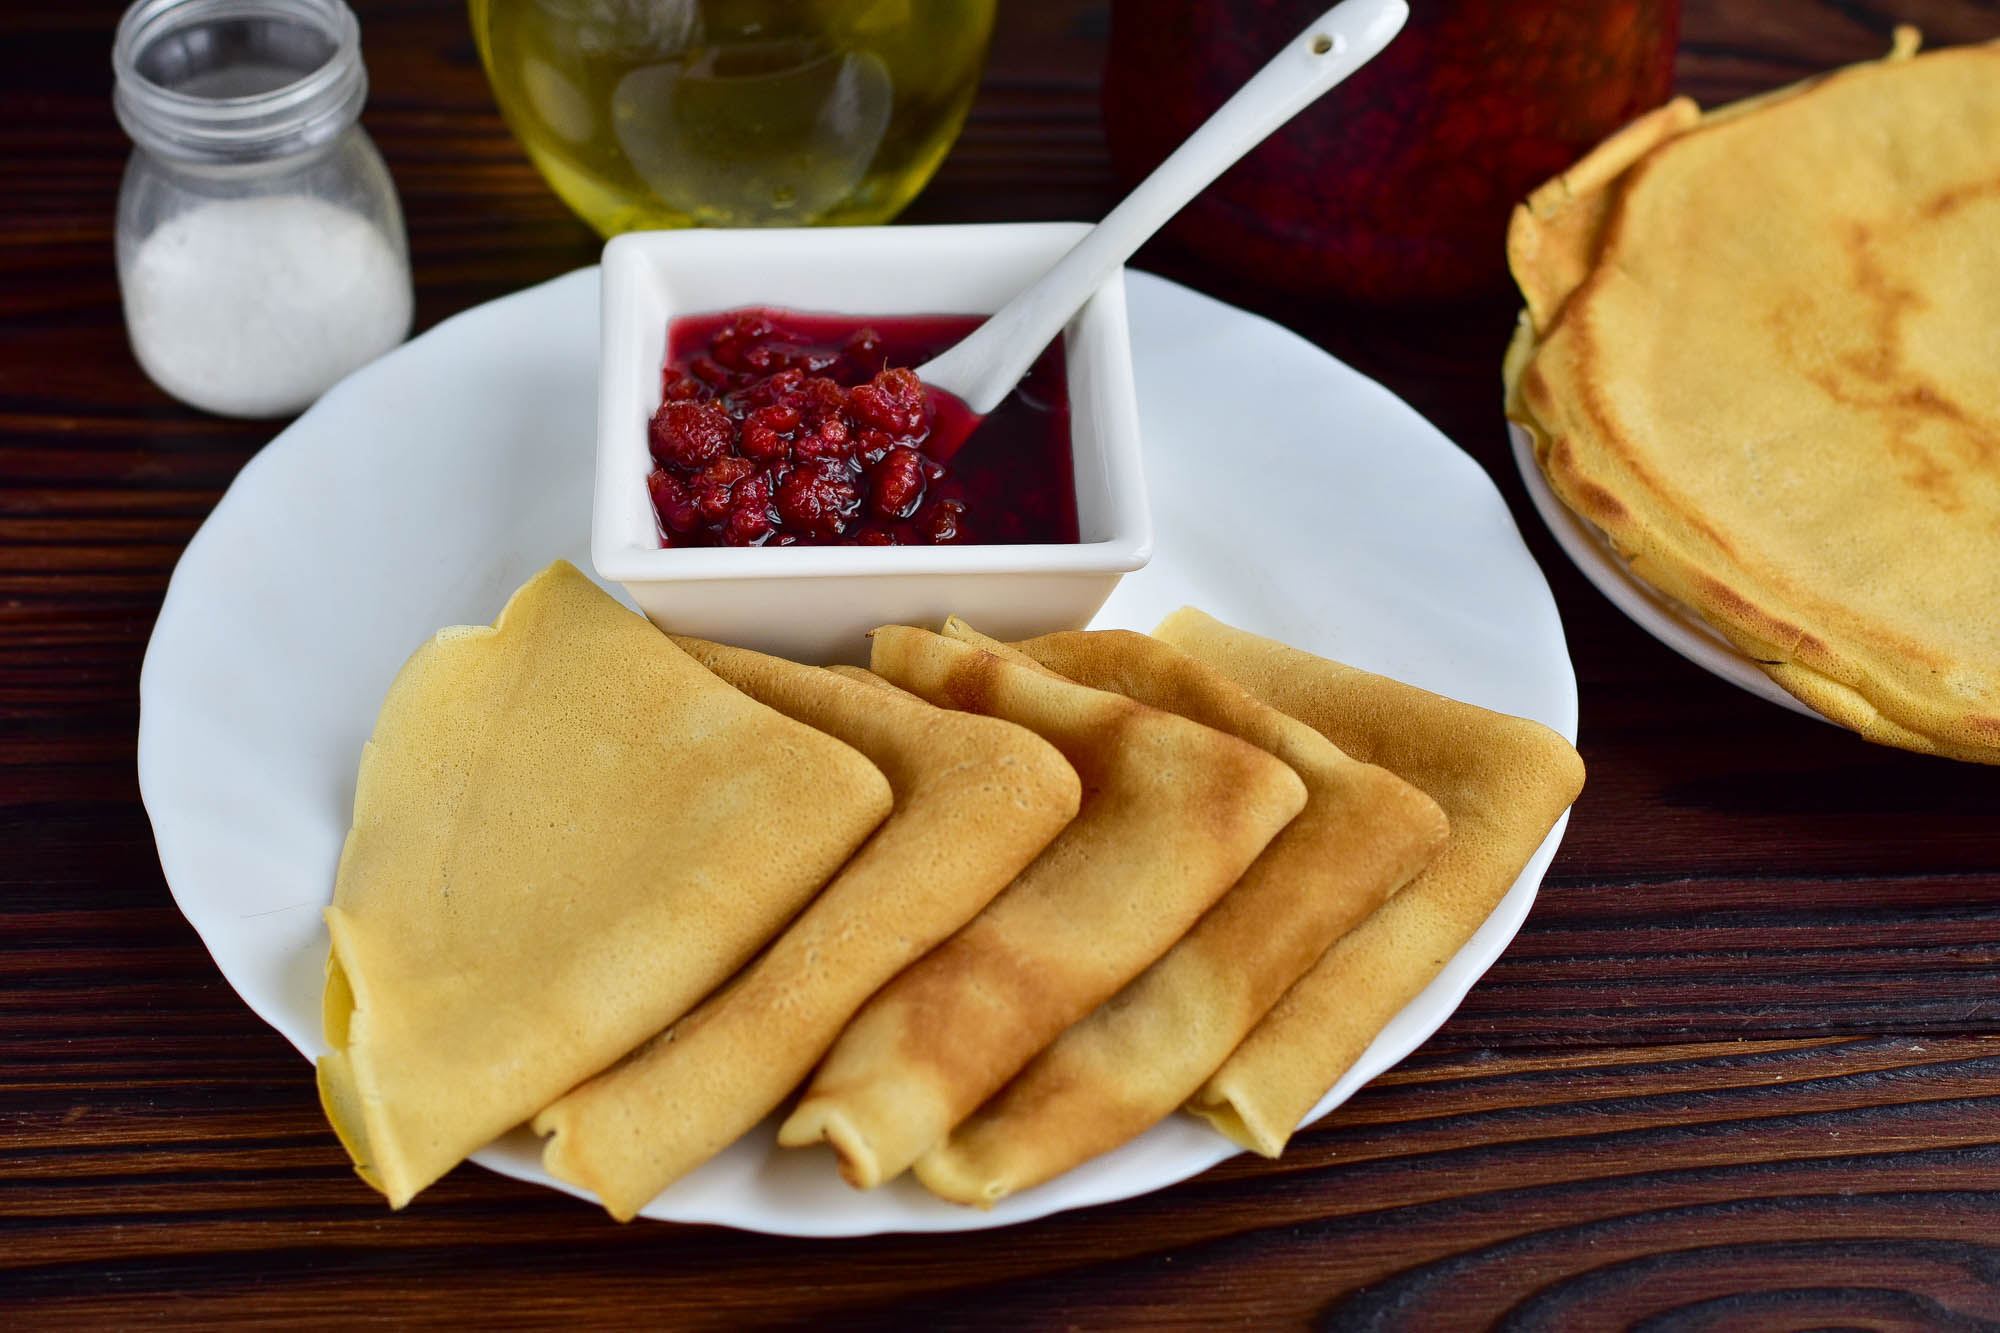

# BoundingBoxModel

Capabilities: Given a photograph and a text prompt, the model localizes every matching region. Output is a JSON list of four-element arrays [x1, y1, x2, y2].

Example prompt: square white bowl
[[592, 222, 1152, 664]]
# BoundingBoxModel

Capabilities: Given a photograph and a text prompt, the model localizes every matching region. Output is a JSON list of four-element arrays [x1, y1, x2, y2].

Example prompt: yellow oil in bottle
[[469, 0, 995, 234]]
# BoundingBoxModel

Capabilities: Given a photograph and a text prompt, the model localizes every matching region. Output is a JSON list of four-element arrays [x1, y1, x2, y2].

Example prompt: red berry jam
[[646, 308, 1078, 548]]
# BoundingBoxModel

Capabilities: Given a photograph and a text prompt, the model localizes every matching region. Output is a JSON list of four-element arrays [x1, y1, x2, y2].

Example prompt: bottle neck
[[113, 0, 368, 167]]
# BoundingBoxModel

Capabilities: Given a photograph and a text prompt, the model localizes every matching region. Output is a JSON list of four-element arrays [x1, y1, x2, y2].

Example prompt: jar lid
[[112, 0, 368, 165]]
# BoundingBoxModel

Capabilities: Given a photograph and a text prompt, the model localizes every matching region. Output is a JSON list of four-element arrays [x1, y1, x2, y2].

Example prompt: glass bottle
[[469, 0, 996, 234], [113, 0, 413, 418]]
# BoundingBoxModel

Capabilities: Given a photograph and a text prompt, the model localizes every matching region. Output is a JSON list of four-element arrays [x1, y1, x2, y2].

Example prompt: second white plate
[[139, 267, 1578, 1235]]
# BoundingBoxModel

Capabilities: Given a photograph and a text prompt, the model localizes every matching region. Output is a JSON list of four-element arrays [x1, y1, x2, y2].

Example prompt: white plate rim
[[138, 266, 1580, 1235]]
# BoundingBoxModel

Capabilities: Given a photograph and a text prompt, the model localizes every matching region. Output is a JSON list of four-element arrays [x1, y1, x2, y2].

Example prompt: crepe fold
[[1154, 608, 1584, 1157], [1506, 35, 2000, 763], [316, 562, 892, 1208], [533, 640, 1079, 1220], [912, 628, 1447, 1207], [778, 624, 1308, 1188]]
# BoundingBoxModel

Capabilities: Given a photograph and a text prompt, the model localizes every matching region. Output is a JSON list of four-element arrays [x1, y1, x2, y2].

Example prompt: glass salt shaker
[[113, 0, 413, 418]]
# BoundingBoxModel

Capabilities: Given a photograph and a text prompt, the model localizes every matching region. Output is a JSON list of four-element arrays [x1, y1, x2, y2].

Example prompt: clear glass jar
[[113, 0, 413, 418]]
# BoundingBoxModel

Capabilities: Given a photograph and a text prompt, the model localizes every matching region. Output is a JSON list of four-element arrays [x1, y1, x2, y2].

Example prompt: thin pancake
[[534, 639, 1079, 1221], [778, 624, 1307, 1188], [914, 628, 1445, 1207], [1505, 29, 1920, 347], [317, 562, 892, 1207], [1153, 608, 1584, 1157], [1508, 36, 2000, 762], [1506, 96, 1701, 341]]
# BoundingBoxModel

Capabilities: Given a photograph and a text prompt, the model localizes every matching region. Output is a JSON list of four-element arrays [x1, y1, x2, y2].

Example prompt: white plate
[[1508, 421, 1823, 722], [139, 267, 1577, 1236]]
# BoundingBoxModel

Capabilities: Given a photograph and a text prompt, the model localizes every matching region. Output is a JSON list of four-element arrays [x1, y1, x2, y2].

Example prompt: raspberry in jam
[[645, 308, 1078, 548]]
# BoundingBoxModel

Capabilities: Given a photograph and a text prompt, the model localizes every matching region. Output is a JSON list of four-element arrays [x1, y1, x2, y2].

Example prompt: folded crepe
[[1154, 608, 1584, 1157], [1506, 33, 2000, 763], [316, 562, 893, 1207], [778, 624, 1308, 1188], [533, 640, 1079, 1220], [913, 627, 1447, 1207]]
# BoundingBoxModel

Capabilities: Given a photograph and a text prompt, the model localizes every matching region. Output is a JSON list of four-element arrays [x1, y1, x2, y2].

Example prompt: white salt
[[122, 194, 413, 418]]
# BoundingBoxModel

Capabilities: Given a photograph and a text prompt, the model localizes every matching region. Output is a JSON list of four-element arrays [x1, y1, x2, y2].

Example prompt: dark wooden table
[[8, 1, 2000, 1326]]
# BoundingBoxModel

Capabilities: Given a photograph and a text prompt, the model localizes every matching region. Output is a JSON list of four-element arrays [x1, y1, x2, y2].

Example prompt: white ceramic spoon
[[917, 0, 1410, 418]]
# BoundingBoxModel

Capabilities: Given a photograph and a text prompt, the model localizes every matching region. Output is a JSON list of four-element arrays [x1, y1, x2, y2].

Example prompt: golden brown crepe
[[1505, 97, 1701, 342], [778, 624, 1308, 1188], [1153, 608, 1584, 1157], [1505, 35, 2000, 763], [1508, 27, 1922, 356], [533, 640, 1079, 1221], [316, 562, 892, 1208], [913, 627, 1447, 1207]]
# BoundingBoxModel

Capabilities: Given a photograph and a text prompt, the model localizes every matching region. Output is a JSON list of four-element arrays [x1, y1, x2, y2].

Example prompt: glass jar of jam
[[1104, 0, 1681, 302]]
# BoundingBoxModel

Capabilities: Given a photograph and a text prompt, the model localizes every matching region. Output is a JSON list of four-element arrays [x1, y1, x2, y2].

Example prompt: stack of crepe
[[1505, 32, 2000, 764], [317, 561, 1584, 1218]]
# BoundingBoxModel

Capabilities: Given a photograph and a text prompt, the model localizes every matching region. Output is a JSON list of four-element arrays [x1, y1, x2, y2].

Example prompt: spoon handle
[[918, 0, 1409, 415]]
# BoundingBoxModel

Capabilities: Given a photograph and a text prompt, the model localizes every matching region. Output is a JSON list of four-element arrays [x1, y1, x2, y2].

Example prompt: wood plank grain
[[3, 1038, 1996, 1329], [3, 0, 2000, 1326]]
